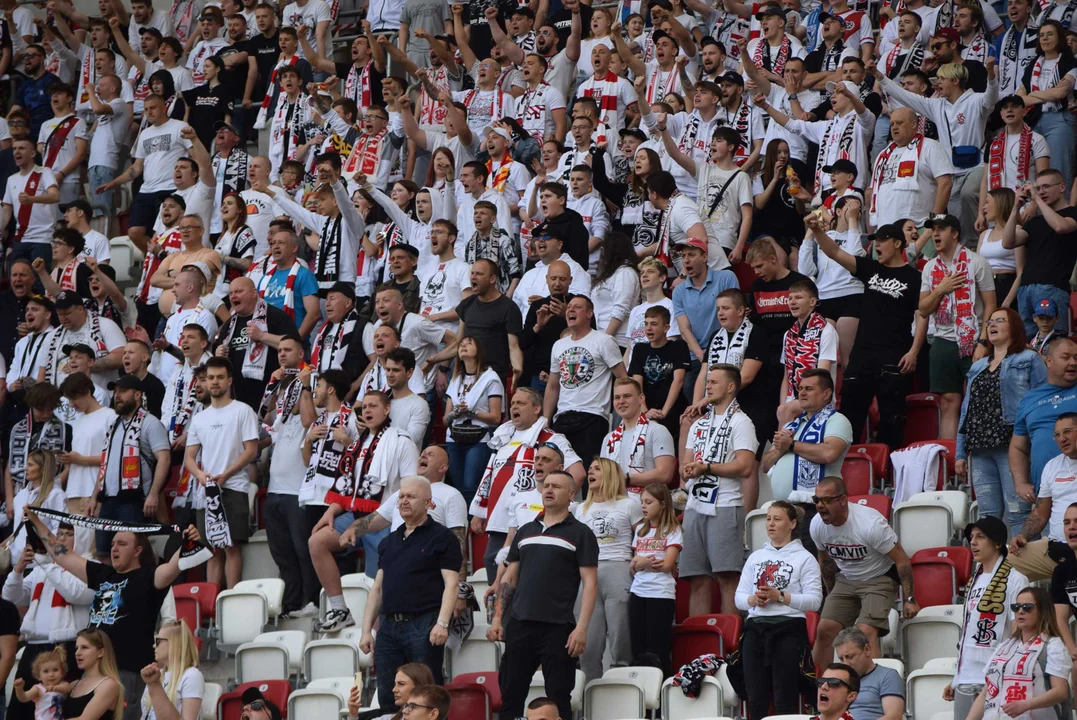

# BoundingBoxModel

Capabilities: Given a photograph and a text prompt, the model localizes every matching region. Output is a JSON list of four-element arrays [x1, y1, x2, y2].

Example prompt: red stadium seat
[[841, 455, 873, 496], [468, 532, 489, 575], [674, 577, 722, 624], [849, 443, 890, 487], [903, 394, 942, 446], [913, 546, 973, 588], [732, 262, 757, 292], [672, 614, 742, 667], [806, 611, 819, 648], [446, 672, 502, 720], [173, 582, 219, 623], [254, 488, 268, 530], [904, 439, 956, 490], [175, 596, 200, 635], [218, 681, 291, 720], [849, 494, 892, 521], [1070, 292, 1077, 328], [910, 553, 959, 607]]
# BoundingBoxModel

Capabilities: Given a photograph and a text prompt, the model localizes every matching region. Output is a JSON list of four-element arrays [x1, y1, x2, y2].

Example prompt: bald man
[[511, 237, 590, 318], [518, 259, 576, 392], [240, 156, 284, 254], [865, 107, 955, 231]]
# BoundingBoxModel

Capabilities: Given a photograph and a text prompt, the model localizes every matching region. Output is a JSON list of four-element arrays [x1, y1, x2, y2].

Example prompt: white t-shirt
[[919, 252, 996, 343], [68, 406, 117, 498], [159, 304, 219, 386], [140, 667, 204, 720], [780, 322, 839, 401], [239, 189, 284, 257], [664, 194, 705, 269], [1038, 454, 1077, 542], [376, 482, 468, 531], [763, 84, 824, 161], [282, 0, 332, 59], [155, 181, 215, 248], [3, 167, 60, 244], [9, 330, 52, 383], [81, 230, 111, 263], [697, 164, 753, 253], [89, 99, 132, 170], [810, 501, 898, 582], [38, 115, 89, 183], [871, 137, 955, 227], [425, 132, 477, 167], [269, 408, 309, 496], [576, 74, 636, 133], [549, 330, 624, 418], [685, 410, 758, 508], [516, 83, 566, 143], [574, 496, 644, 562], [630, 526, 683, 599], [135, 119, 193, 193], [47, 316, 127, 387], [995, 129, 1051, 190], [954, 556, 1029, 685], [186, 400, 261, 492], [600, 420, 676, 489], [419, 258, 471, 333], [769, 411, 854, 503], [389, 393, 431, 448], [451, 88, 517, 139]]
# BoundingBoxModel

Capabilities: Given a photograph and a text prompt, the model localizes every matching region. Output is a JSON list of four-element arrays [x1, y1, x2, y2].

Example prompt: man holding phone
[[518, 258, 575, 394]]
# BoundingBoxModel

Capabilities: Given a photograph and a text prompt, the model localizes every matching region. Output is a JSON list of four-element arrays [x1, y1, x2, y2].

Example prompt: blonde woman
[[62, 629, 123, 720], [9, 450, 66, 560], [138, 621, 203, 720], [574, 458, 643, 683]]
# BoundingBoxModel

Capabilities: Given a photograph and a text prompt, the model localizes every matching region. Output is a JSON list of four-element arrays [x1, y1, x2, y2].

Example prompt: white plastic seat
[[307, 676, 358, 697], [201, 683, 222, 720], [240, 531, 280, 583], [874, 658, 905, 679], [907, 668, 957, 720], [893, 500, 954, 555], [880, 608, 901, 658], [234, 578, 286, 620], [287, 689, 343, 718], [923, 657, 958, 673], [744, 501, 774, 554], [255, 629, 307, 675], [902, 607, 962, 674], [214, 589, 268, 653], [448, 637, 501, 677], [234, 641, 289, 684], [108, 236, 138, 284], [304, 638, 360, 682], [585, 678, 646, 720], [468, 568, 490, 600], [603, 667, 665, 710], [526, 670, 585, 711], [321, 626, 373, 669], [319, 573, 374, 627], [662, 676, 724, 720], [907, 491, 970, 531]]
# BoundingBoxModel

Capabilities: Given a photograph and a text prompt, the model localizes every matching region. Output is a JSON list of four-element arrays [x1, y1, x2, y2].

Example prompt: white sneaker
[[316, 608, 355, 633], [293, 602, 318, 618]]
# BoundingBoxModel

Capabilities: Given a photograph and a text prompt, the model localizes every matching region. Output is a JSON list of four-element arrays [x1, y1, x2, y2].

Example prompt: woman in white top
[[443, 337, 504, 508], [735, 501, 822, 720], [8, 450, 66, 562], [574, 458, 644, 684], [591, 233, 641, 353], [213, 193, 259, 299], [946, 516, 1030, 720], [578, 8, 616, 79], [139, 620, 203, 720], [975, 188, 1022, 308], [1021, 21, 1077, 194], [966, 586, 1070, 720]]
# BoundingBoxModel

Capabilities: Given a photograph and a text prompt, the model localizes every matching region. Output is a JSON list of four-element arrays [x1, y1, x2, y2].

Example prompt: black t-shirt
[[181, 83, 229, 150], [851, 257, 922, 357], [753, 166, 808, 245], [333, 61, 384, 106], [216, 41, 250, 100], [628, 339, 692, 416], [139, 372, 166, 418], [0, 597, 18, 639], [550, 3, 593, 47], [0, 290, 30, 368], [456, 293, 523, 379], [750, 270, 808, 352], [507, 512, 598, 625], [1051, 556, 1077, 611], [1021, 208, 1077, 292], [213, 305, 301, 410], [248, 31, 281, 99], [86, 563, 170, 673], [519, 295, 570, 385]]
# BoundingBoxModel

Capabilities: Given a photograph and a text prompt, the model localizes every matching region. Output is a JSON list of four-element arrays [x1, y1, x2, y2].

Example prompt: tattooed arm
[[24, 509, 90, 583], [818, 551, 837, 594], [452, 527, 467, 575], [486, 562, 518, 641], [338, 511, 391, 549]]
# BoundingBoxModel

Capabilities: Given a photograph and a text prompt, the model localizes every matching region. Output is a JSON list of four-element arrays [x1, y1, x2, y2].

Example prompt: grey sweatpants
[[576, 559, 633, 684]]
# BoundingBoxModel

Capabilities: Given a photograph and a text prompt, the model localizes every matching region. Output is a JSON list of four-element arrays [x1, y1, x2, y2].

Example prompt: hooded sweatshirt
[[735, 538, 823, 619], [367, 184, 454, 282]]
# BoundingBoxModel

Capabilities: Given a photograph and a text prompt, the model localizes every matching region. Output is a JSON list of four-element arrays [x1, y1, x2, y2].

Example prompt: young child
[[629, 482, 682, 676], [14, 646, 69, 720], [628, 305, 691, 444], [1031, 298, 1063, 355]]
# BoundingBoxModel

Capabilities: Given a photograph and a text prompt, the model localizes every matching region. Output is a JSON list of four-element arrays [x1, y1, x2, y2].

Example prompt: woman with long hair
[[592, 232, 641, 352], [975, 188, 1022, 309], [1021, 20, 1077, 192], [592, 146, 663, 253], [139, 621, 203, 720], [629, 483, 682, 675], [63, 629, 123, 720], [966, 587, 1071, 720], [424, 147, 455, 192], [663, 92, 686, 114], [753, 139, 809, 268], [147, 69, 187, 126], [9, 450, 65, 560], [212, 193, 259, 299], [579, 7, 616, 78], [364, 180, 420, 284], [957, 307, 1047, 533], [736, 501, 822, 720], [347, 663, 436, 720], [444, 337, 505, 507], [574, 458, 643, 684]]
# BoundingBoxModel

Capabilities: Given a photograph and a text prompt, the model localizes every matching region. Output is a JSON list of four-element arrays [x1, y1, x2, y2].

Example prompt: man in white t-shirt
[[39, 291, 126, 389], [238, 156, 282, 257], [514, 52, 567, 144], [37, 82, 89, 205], [645, 170, 725, 277], [682, 364, 757, 615], [186, 8, 228, 85], [156, 266, 220, 386], [576, 44, 637, 135], [977, 95, 1051, 203], [601, 377, 676, 496], [58, 372, 117, 552], [62, 200, 111, 263], [811, 475, 919, 670], [419, 220, 472, 335], [85, 74, 131, 220], [867, 108, 954, 230], [282, 0, 332, 61], [128, 0, 174, 54], [184, 357, 260, 590], [511, 233, 590, 318], [1, 138, 60, 265], [545, 295, 628, 466]]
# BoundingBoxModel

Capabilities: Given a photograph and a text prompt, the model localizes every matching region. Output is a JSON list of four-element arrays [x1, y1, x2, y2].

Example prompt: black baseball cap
[[756, 5, 786, 20], [108, 374, 145, 392], [62, 343, 95, 358], [718, 71, 744, 86], [822, 159, 859, 177], [390, 243, 420, 258], [54, 290, 84, 310], [240, 687, 283, 720], [619, 128, 647, 142], [925, 213, 962, 232], [214, 120, 239, 136], [873, 223, 907, 247], [60, 199, 92, 217], [327, 281, 356, 302], [964, 515, 1009, 552]]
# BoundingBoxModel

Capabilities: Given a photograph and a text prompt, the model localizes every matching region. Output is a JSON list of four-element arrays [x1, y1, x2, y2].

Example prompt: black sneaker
[[316, 608, 355, 633]]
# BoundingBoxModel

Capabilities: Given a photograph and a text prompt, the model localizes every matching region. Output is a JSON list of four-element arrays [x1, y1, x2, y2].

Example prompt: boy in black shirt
[[629, 305, 691, 444]]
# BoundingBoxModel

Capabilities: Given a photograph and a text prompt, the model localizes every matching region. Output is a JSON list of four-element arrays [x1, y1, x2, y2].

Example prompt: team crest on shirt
[[754, 560, 793, 590], [557, 347, 595, 388]]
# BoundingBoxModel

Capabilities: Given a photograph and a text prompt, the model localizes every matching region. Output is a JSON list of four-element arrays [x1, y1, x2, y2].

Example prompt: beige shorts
[[821, 573, 898, 634]]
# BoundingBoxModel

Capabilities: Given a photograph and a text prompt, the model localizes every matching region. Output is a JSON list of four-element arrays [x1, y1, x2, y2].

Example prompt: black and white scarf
[[314, 215, 344, 290], [259, 367, 309, 420], [686, 400, 742, 516], [212, 150, 250, 197], [202, 483, 233, 548], [221, 299, 271, 380], [814, 113, 858, 200], [311, 308, 360, 372], [299, 404, 355, 506], [43, 313, 107, 384], [962, 33, 991, 63], [9, 415, 67, 491], [1000, 24, 1040, 94], [99, 409, 148, 496], [707, 318, 754, 367]]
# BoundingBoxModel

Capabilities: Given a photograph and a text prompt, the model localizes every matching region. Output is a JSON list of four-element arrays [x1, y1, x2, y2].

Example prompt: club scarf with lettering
[[982, 634, 1047, 719], [605, 415, 649, 489], [43, 313, 107, 385], [168, 0, 199, 45], [646, 64, 679, 104], [753, 35, 791, 75], [55, 258, 83, 293], [963, 32, 991, 63], [957, 557, 1013, 663], [707, 317, 753, 367], [463, 88, 506, 128], [315, 215, 344, 289], [343, 130, 387, 178], [331, 427, 385, 512], [687, 400, 742, 516], [655, 191, 685, 271], [77, 49, 96, 105], [344, 60, 374, 108], [299, 404, 354, 506], [782, 311, 828, 399], [884, 41, 925, 77], [42, 115, 80, 169], [30, 506, 214, 569], [476, 421, 557, 515], [137, 227, 184, 303], [254, 55, 299, 129], [930, 246, 978, 358], [784, 405, 835, 501], [311, 308, 359, 371], [813, 113, 857, 200], [9, 414, 67, 492], [722, 100, 753, 161], [582, 71, 621, 122], [988, 125, 1033, 190], [215, 225, 258, 285], [418, 66, 452, 129], [202, 483, 233, 548], [98, 409, 147, 496], [221, 298, 270, 380], [869, 135, 923, 222], [13, 171, 42, 243], [168, 361, 201, 441], [258, 365, 309, 420], [258, 261, 300, 320], [1001, 26, 1039, 93]]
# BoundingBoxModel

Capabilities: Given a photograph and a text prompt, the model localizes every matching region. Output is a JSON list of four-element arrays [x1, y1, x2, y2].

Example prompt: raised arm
[[25, 509, 89, 583], [611, 22, 646, 77], [108, 16, 145, 73], [564, 0, 582, 64], [397, 94, 429, 149], [805, 211, 857, 274], [154, 525, 203, 589], [180, 125, 215, 187], [658, 122, 697, 175], [451, 4, 478, 72], [297, 25, 336, 74], [486, 5, 524, 66]]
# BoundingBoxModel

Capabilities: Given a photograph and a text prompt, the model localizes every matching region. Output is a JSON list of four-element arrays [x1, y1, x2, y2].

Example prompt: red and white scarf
[[168, 0, 199, 45], [930, 246, 978, 358], [43, 116, 80, 168], [753, 35, 792, 75], [344, 129, 387, 178], [464, 88, 506, 127], [605, 415, 650, 490], [983, 634, 1048, 720], [136, 226, 183, 303], [258, 261, 301, 320], [344, 60, 374, 108], [476, 427, 556, 513], [869, 135, 923, 221], [1029, 55, 1060, 94], [487, 156, 513, 193], [583, 71, 621, 126], [782, 311, 829, 400], [988, 124, 1033, 190], [188, 40, 219, 85], [78, 49, 95, 105], [12, 170, 41, 244], [646, 64, 679, 104], [55, 259, 83, 293], [418, 65, 451, 128], [254, 55, 299, 129], [654, 191, 685, 272], [963, 33, 991, 63]]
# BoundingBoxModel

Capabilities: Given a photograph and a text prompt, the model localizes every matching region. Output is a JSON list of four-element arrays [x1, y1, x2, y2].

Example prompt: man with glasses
[[398, 686, 451, 720], [15, 46, 59, 139], [1002, 170, 1077, 338], [815, 664, 862, 720], [810, 475, 919, 671], [834, 627, 905, 720], [238, 686, 283, 720]]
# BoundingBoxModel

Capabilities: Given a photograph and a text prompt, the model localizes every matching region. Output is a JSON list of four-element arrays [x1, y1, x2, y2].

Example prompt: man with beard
[[0, 260, 39, 367], [39, 291, 126, 390], [616, 24, 697, 107], [7, 294, 55, 426], [161, 324, 212, 449], [311, 282, 367, 374], [998, 0, 1039, 96], [470, 387, 584, 580], [1, 138, 60, 267], [15, 45, 60, 139], [490, 2, 581, 103], [741, 51, 822, 164], [419, 220, 472, 337], [209, 122, 250, 237], [512, 234, 589, 318]]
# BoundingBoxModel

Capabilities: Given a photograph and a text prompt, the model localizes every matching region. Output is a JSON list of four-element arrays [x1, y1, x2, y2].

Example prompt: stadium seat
[[929, 713, 954, 720], [526, 670, 584, 711], [584, 678, 646, 720], [672, 614, 740, 668], [234, 641, 290, 684], [287, 689, 343, 719], [306, 676, 357, 698], [175, 596, 200, 636], [214, 589, 269, 654], [732, 262, 756, 291], [907, 668, 956, 720], [893, 495, 960, 555], [681, 614, 741, 653], [904, 394, 942, 446], [662, 676, 724, 720], [674, 577, 723, 624], [849, 444, 890, 490], [241, 530, 280, 582], [320, 626, 373, 669], [201, 682, 222, 720], [318, 573, 374, 629], [901, 606, 962, 674], [805, 611, 819, 648], [874, 658, 905, 679], [469, 531, 489, 574], [902, 440, 958, 490], [914, 546, 973, 587], [108, 236, 138, 283], [841, 455, 873, 496], [923, 657, 957, 673], [447, 672, 502, 720], [448, 637, 501, 678], [468, 568, 490, 602], [255, 630, 307, 674], [234, 578, 286, 620], [304, 638, 359, 683], [218, 680, 291, 720], [881, 608, 902, 658], [849, 494, 892, 520], [744, 501, 774, 554], [910, 553, 959, 607], [602, 667, 664, 711], [174, 582, 219, 624]]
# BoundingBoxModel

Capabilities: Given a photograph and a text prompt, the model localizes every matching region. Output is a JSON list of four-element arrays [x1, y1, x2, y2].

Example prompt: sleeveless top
[[63, 677, 109, 719], [978, 230, 1018, 273]]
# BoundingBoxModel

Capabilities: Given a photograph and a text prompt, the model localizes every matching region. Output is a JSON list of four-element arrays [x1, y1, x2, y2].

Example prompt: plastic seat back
[[849, 494, 892, 520], [893, 503, 953, 555], [215, 590, 268, 652], [603, 667, 665, 710], [234, 578, 285, 619], [234, 642, 290, 684], [662, 677, 724, 720], [174, 582, 219, 621], [904, 394, 942, 446], [841, 455, 873, 496], [287, 689, 343, 719]]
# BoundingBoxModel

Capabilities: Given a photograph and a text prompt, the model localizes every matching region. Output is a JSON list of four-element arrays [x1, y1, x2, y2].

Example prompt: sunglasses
[[1011, 602, 1036, 613], [817, 677, 853, 690], [245, 700, 267, 711], [812, 494, 846, 506], [153, 637, 168, 646]]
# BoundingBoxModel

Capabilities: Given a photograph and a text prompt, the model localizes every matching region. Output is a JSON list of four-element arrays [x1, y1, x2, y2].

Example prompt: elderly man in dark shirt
[[519, 260, 572, 394]]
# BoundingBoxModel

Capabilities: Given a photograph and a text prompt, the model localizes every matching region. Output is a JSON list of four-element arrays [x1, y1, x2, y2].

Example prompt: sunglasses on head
[[817, 677, 853, 690], [1011, 602, 1036, 613]]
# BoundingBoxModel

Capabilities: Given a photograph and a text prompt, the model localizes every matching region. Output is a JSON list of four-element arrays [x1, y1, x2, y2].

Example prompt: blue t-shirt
[[671, 269, 739, 353], [258, 265, 319, 332], [849, 664, 904, 720], [1015, 382, 1077, 492]]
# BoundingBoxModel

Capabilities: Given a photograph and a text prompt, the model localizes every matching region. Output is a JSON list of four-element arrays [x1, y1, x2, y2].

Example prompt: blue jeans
[[1018, 283, 1070, 339], [374, 609, 445, 709], [971, 447, 1030, 536], [333, 512, 390, 579], [1037, 111, 1076, 195], [447, 441, 492, 510], [871, 114, 891, 164], [89, 165, 117, 218]]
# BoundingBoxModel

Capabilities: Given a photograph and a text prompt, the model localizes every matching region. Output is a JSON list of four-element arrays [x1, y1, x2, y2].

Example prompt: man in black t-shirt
[[519, 261, 571, 393], [807, 217, 926, 449], [1050, 503, 1077, 621], [216, 15, 253, 142], [247, 8, 280, 101], [747, 239, 807, 417], [1003, 169, 1077, 339]]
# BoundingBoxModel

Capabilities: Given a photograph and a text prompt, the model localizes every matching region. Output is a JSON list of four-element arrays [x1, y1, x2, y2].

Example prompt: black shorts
[[817, 293, 863, 321], [129, 189, 174, 230]]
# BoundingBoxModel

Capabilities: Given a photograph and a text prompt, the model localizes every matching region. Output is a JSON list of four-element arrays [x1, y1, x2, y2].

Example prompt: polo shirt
[[671, 269, 739, 351], [1014, 382, 1077, 492], [377, 516, 463, 615], [507, 512, 599, 625]]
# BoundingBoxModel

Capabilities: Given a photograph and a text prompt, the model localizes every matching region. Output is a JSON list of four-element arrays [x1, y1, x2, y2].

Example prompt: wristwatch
[[788, 93, 799, 101], [904, 595, 917, 604], [977, 338, 990, 348], [437, 620, 449, 629]]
